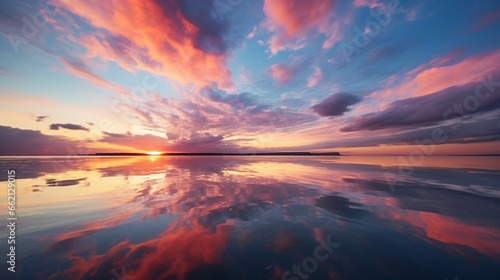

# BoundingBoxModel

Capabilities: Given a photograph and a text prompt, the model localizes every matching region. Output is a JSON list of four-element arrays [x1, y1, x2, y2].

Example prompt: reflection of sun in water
[[147, 151, 162, 156]]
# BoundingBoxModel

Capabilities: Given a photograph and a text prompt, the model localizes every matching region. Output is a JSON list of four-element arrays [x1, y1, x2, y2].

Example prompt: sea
[[0, 156, 499, 279]]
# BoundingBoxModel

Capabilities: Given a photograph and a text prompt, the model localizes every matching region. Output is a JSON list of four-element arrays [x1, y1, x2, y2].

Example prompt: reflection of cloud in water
[[316, 194, 370, 218], [7, 156, 500, 279], [49, 221, 233, 280], [45, 177, 88, 187]]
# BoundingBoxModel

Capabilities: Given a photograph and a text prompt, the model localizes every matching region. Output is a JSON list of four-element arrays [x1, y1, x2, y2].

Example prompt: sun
[[146, 151, 162, 156]]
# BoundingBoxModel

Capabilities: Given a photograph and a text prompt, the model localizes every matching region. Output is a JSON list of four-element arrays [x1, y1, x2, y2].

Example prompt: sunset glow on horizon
[[1, 0, 499, 156]]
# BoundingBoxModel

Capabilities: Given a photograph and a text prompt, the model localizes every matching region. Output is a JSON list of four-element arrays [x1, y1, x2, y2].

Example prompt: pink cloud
[[307, 66, 323, 87], [353, 0, 383, 9], [411, 50, 500, 97], [247, 26, 258, 39], [406, 48, 466, 77], [321, 18, 348, 49], [263, 0, 336, 53], [269, 63, 298, 85], [406, 5, 420, 21], [61, 58, 132, 98], [471, 10, 500, 31], [369, 50, 500, 108]]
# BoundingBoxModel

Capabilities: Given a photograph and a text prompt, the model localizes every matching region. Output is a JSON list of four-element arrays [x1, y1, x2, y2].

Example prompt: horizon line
[[1, 153, 500, 157]]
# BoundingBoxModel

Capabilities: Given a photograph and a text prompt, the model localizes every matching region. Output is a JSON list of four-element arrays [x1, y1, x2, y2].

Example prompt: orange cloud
[[54, 0, 233, 89]]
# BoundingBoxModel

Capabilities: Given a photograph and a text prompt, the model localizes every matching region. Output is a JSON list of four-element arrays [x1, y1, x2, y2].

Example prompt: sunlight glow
[[147, 151, 162, 156]]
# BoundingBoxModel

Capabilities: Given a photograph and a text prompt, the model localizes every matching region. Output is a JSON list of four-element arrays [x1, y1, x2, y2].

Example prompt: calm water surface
[[0, 156, 499, 280]]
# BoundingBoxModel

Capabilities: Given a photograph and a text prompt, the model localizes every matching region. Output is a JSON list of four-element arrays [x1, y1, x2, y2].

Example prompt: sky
[[0, 0, 500, 156]]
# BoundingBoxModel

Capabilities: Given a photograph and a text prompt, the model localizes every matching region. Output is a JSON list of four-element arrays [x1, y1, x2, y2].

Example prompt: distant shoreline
[[3, 153, 500, 157], [90, 152, 342, 156]]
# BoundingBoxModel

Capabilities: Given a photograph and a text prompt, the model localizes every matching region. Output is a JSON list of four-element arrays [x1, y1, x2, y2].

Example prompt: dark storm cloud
[[311, 92, 362, 117], [341, 77, 500, 132], [50, 123, 90, 131]]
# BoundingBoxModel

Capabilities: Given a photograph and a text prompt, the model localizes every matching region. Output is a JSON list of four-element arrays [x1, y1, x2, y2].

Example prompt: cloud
[[78, 33, 158, 73], [263, 0, 336, 53], [36, 115, 49, 122], [353, 0, 383, 9], [269, 63, 298, 85], [61, 58, 132, 98], [366, 42, 412, 61], [166, 133, 239, 153], [54, 0, 239, 89], [50, 123, 90, 131], [174, 0, 235, 55], [247, 26, 258, 39], [104, 86, 317, 152], [471, 10, 500, 31], [0, 126, 81, 156], [372, 50, 500, 104], [206, 88, 262, 110], [286, 116, 500, 153], [100, 130, 241, 153], [311, 92, 362, 117], [341, 77, 500, 132], [406, 48, 466, 77], [307, 66, 323, 87], [0, 1, 34, 34], [405, 4, 421, 21], [100, 133, 167, 151], [118, 103, 154, 123], [50, 222, 231, 280], [102, 131, 132, 138]]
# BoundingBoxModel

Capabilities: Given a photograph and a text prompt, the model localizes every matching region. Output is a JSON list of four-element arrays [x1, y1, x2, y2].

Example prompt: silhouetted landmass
[[92, 152, 341, 156], [449, 154, 500, 156], [93, 153, 146, 156]]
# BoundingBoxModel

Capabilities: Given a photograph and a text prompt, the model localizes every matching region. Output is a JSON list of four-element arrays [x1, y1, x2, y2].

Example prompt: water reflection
[[0, 156, 499, 279]]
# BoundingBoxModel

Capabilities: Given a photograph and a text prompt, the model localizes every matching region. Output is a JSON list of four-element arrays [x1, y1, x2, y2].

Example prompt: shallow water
[[0, 156, 499, 280]]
